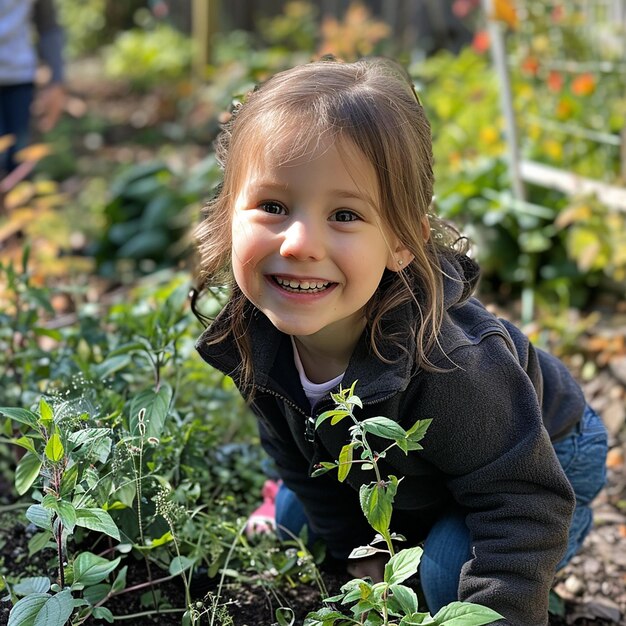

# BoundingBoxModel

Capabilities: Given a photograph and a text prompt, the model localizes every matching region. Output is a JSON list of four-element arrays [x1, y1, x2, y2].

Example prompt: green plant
[[1, 398, 126, 625], [0, 269, 266, 624], [93, 157, 221, 280], [56, 0, 108, 58], [304, 383, 502, 626], [104, 24, 194, 90]]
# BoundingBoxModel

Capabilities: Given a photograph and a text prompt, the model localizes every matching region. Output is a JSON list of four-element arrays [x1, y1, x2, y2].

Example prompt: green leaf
[[44, 433, 64, 462], [111, 566, 127, 593], [60, 463, 79, 498], [39, 399, 54, 426], [303, 607, 346, 626], [0, 407, 39, 429], [75, 508, 121, 541], [316, 409, 350, 429], [129, 385, 172, 439], [33, 590, 75, 626], [359, 476, 399, 537], [337, 443, 355, 482], [93, 354, 131, 379], [82, 584, 111, 606], [42, 494, 57, 509], [56, 501, 77, 533], [68, 427, 111, 449], [12, 577, 51, 597], [7, 593, 49, 626], [149, 530, 173, 547], [16, 452, 42, 495], [384, 547, 423, 585], [405, 419, 432, 444], [311, 462, 336, 477], [388, 584, 419, 615], [12, 436, 37, 455], [73, 553, 121, 587], [361, 416, 407, 441], [28, 530, 54, 556], [430, 601, 503, 625], [92, 606, 115, 623], [169, 556, 195, 576], [33, 327, 62, 342], [26, 505, 53, 530], [8, 590, 75, 626]]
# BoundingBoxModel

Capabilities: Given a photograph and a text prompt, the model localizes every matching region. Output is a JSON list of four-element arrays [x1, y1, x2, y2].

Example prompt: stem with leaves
[[305, 381, 503, 626], [313, 381, 431, 559]]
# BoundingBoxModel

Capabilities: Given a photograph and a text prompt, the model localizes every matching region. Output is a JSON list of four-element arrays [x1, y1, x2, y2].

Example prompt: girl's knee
[[557, 406, 608, 506], [420, 511, 472, 611]]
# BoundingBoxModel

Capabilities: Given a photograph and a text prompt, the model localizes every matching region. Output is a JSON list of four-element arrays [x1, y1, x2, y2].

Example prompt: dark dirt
[[0, 512, 622, 626]]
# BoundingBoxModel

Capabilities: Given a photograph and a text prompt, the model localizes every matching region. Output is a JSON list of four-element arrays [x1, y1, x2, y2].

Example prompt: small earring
[[398, 259, 403, 265]]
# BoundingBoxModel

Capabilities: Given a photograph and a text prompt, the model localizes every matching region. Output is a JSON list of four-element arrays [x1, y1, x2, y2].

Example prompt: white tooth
[[301, 281, 310, 289], [289, 280, 299, 288]]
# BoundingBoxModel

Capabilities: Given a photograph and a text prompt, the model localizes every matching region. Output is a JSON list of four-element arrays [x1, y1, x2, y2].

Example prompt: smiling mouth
[[272, 276, 332, 293]]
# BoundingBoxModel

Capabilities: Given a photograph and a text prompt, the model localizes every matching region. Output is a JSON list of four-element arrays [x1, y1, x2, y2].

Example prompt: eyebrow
[[250, 182, 371, 204]]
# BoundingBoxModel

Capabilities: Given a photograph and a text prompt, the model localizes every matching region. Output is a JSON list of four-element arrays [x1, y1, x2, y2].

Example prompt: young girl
[[192, 57, 607, 625]]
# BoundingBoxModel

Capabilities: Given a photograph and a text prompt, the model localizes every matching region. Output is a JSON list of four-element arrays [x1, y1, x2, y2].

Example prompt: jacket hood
[[440, 252, 480, 310]]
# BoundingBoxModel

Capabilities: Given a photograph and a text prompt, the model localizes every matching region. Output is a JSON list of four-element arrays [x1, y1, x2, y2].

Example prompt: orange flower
[[480, 126, 500, 145], [556, 98, 573, 119], [547, 70, 564, 92], [472, 30, 490, 54], [521, 56, 540, 76], [493, 0, 518, 29], [571, 73, 596, 96]]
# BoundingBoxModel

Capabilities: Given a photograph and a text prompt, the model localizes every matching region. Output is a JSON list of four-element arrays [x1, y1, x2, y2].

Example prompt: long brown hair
[[193, 56, 467, 391]]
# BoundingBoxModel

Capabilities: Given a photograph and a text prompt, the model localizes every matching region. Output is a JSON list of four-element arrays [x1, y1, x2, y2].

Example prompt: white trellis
[[482, 0, 626, 207], [481, 0, 626, 318]]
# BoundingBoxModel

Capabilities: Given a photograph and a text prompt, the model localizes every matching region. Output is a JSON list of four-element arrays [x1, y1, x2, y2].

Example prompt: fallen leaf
[[606, 447, 624, 469], [14, 143, 53, 163], [0, 133, 16, 152]]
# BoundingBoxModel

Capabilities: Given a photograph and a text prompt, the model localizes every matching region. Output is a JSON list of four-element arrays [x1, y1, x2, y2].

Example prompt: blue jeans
[[0, 83, 34, 173], [409, 405, 607, 611], [275, 405, 608, 611]]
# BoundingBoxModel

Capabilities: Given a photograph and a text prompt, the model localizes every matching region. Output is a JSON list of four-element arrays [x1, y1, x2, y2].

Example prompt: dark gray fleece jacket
[[196, 255, 583, 625]]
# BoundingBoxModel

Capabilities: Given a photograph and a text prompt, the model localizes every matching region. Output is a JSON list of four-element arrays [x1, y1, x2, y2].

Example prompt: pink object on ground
[[245, 479, 280, 538]]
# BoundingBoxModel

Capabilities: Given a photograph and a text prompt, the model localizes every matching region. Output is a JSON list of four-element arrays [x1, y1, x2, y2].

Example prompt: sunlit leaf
[[384, 547, 423, 585], [337, 443, 355, 482], [15, 143, 53, 163], [44, 433, 64, 462], [16, 452, 42, 495], [431, 600, 503, 625]]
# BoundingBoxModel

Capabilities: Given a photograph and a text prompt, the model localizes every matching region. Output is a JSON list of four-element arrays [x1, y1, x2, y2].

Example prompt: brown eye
[[332, 210, 359, 222], [260, 201, 286, 215]]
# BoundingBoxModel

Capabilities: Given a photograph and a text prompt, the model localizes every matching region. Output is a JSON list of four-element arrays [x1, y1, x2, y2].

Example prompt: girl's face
[[231, 137, 411, 358]]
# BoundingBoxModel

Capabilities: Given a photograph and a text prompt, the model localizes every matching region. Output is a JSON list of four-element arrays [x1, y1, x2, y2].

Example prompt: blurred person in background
[[0, 0, 65, 175]]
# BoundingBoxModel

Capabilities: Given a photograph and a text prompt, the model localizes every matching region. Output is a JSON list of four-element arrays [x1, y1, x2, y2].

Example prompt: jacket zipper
[[255, 385, 399, 443]]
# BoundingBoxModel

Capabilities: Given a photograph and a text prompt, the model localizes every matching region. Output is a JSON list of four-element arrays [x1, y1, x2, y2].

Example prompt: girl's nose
[[279, 220, 325, 261]]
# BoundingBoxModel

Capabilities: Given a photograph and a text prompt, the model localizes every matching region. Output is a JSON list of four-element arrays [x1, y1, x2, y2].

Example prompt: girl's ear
[[386, 242, 415, 272]]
